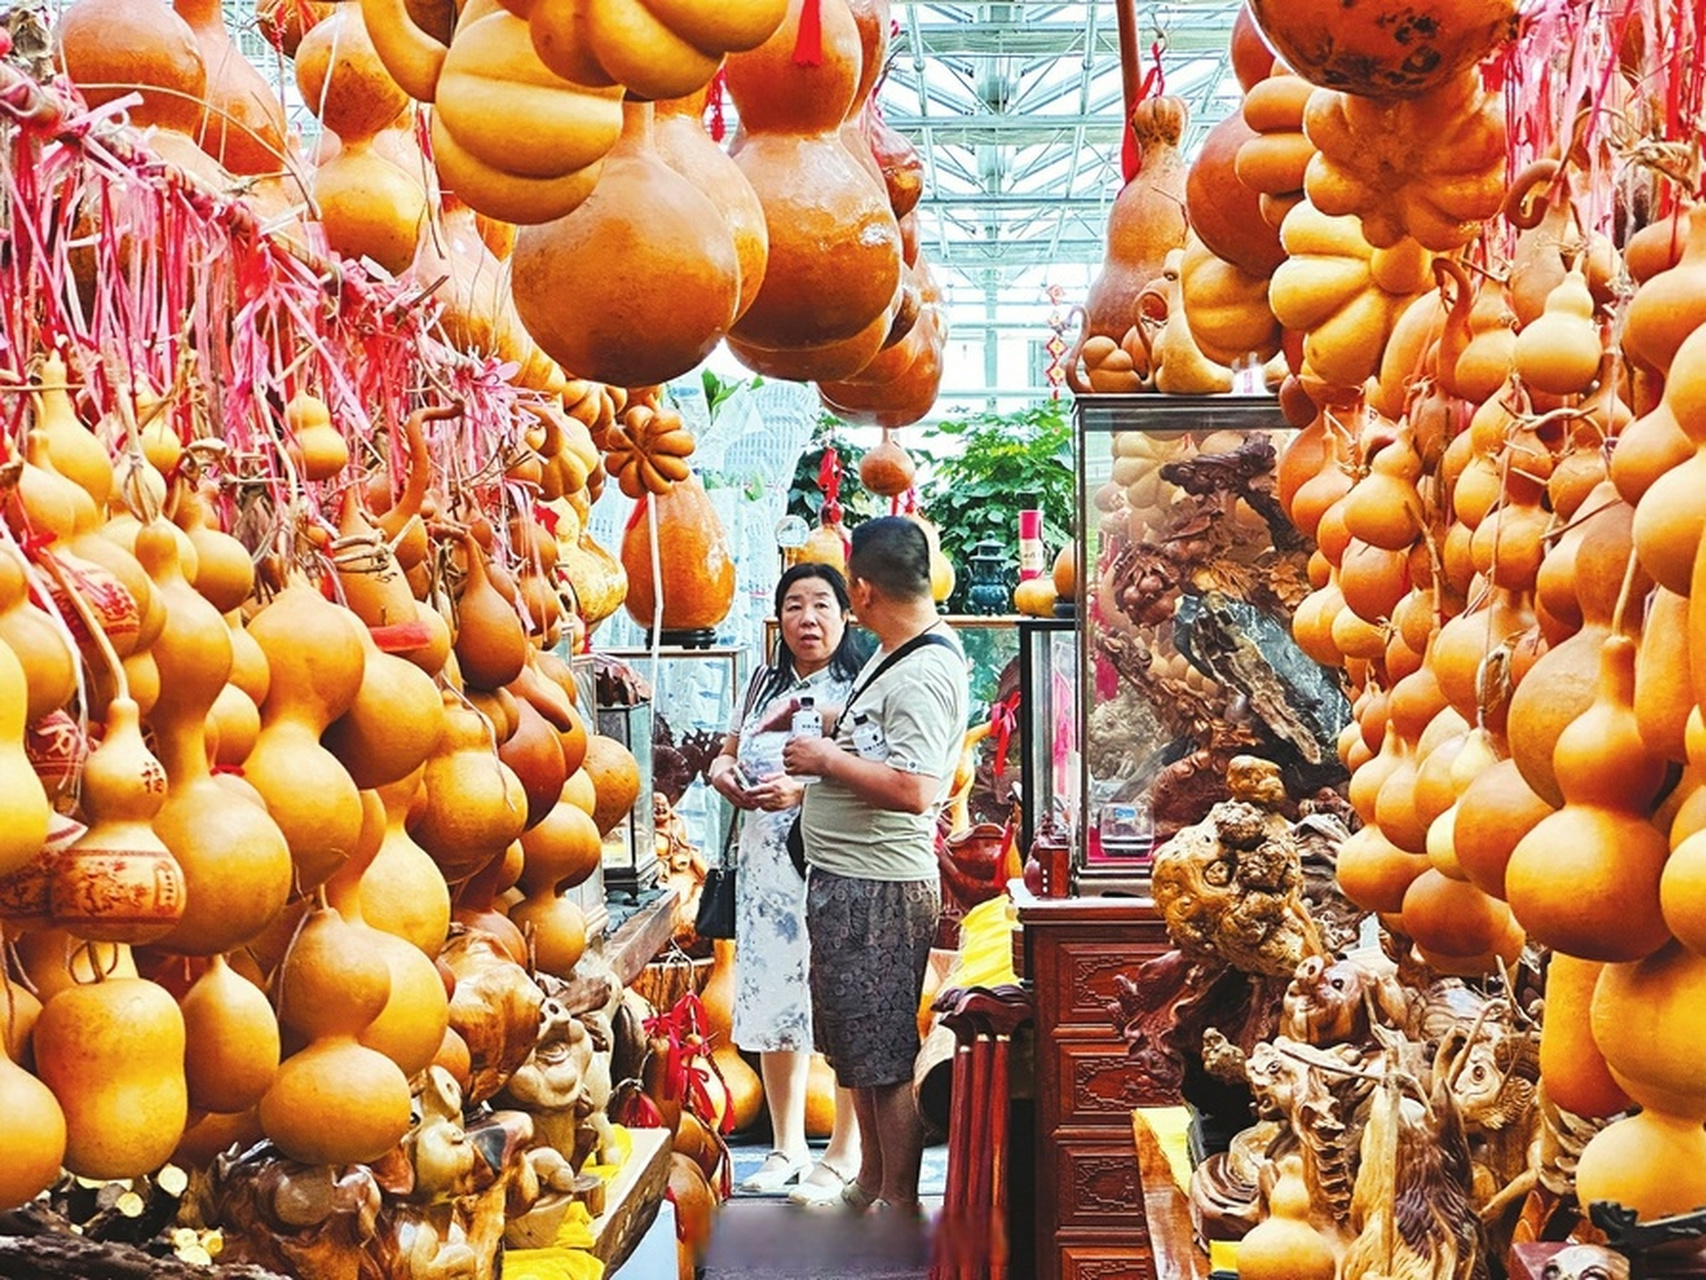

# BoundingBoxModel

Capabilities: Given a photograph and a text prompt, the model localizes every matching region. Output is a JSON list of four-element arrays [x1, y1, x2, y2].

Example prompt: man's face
[[847, 574, 873, 621]]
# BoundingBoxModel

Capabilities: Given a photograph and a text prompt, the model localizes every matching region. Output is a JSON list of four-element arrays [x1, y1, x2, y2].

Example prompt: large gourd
[[621, 473, 736, 633], [34, 975, 188, 1180], [53, 0, 208, 134], [511, 100, 741, 387], [179, 954, 280, 1114], [1246, 0, 1518, 99], [653, 88, 770, 322], [1080, 96, 1191, 351], [174, 0, 289, 175], [723, 0, 902, 381]]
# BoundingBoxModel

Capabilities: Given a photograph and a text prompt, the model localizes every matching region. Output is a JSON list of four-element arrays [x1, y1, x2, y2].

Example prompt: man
[[782, 516, 970, 1217]]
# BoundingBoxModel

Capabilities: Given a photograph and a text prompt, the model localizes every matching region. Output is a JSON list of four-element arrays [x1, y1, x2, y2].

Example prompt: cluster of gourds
[[52, 0, 944, 433], [0, 356, 655, 1208], [1217, 0, 1706, 1227]]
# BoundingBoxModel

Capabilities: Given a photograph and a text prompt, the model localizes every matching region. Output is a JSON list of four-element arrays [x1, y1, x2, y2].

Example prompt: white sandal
[[739, 1150, 810, 1194], [787, 1160, 857, 1206]]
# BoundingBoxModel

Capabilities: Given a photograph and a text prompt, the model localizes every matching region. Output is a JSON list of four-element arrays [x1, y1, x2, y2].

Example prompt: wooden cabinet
[[1015, 886, 1178, 1280]]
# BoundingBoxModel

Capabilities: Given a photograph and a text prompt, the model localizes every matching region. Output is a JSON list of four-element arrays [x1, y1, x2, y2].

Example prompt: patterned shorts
[[807, 867, 940, 1089]]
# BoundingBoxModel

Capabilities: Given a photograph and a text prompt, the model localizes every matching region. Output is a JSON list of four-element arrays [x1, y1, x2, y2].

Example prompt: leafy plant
[[914, 400, 1074, 610], [701, 369, 763, 422]]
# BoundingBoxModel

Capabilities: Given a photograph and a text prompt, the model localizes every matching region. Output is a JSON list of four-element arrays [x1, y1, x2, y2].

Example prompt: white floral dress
[[730, 665, 853, 1053]]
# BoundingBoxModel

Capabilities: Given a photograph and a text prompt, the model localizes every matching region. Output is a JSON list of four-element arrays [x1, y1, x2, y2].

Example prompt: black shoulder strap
[[844, 630, 955, 716]]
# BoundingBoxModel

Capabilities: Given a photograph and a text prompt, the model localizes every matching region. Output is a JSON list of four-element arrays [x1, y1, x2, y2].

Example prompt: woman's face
[[780, 577, 845, 669]]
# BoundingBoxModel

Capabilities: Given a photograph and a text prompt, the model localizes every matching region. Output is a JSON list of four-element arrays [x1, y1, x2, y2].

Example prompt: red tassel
[[793, 0, 824, 67], [706, 66, 727, 143], [1120, 124, 1140, 184]]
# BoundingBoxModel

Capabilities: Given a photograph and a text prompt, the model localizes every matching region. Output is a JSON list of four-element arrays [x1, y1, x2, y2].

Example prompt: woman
[[707, 564, 865, 1200]]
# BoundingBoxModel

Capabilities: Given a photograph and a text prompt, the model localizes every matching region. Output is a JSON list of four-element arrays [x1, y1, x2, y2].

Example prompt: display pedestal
[[1012, 880, 1178, 1280]]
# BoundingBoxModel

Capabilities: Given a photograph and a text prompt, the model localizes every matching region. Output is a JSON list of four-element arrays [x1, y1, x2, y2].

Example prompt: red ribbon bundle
[[1120, 40, 1167, 184], [642, 992, 737, 1136]]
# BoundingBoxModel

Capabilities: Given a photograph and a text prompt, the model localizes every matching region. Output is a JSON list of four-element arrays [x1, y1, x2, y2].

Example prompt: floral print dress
[[730, 665, 853, 1053]]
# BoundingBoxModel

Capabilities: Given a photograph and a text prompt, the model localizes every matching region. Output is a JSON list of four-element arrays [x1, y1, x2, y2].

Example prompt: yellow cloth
[[1209, 1240, 1239, 1273], [918, 894, 1020, 1028], [502, 1250, 604, 1280], [1134, 1105, 1194, 1194]]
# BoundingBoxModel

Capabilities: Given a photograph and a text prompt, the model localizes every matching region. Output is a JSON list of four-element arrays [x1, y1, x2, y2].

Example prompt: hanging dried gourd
[[1244, 0, 1519, 99], [723, 0, 904, 382], [174, 0, 290, 175], [360, 0, 624, 225], [512, 101, 741, 387], [1267, 200, 1434, 391], [1236, 73, 1315, 231], [621, 472, 736, 633], [1179, 235, 1284, 369], [601, 399, 697, 500], [1302, 70, 1506, 253]]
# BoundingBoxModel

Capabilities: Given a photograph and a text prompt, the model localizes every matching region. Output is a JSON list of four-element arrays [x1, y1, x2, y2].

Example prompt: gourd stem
[[648, 488, 664, 706]]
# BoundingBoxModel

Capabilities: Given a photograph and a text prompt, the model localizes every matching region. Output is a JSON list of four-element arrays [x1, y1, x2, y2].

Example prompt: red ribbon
[[989, 688, 1022, 781], [706, 67, 728, 143], [793, 0, 824, 67], [1121, 41, 1167, 184]]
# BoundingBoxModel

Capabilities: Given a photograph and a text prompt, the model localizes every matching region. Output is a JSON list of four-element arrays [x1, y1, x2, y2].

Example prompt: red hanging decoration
[[705, 66, 728, 143], [818, 444, 845, 524], [989, 688, 1022, 781], [1120, 40, 1167, 184], [793, 0, 824, 67]]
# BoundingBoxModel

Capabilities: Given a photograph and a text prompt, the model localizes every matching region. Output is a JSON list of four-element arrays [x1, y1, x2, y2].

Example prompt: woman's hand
[[745, 772, 807, 812], [708, 757, 759, 810]]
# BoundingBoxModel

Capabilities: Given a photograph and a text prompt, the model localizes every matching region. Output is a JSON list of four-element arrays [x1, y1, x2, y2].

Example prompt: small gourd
[[1236, 1153, 1335, 1280], [32, 354, 111, 508], [454, 534, 529, 691], [1538, 952, 1630, 1119], [322, 624, 446, 789], [362, 767, 452, 955], [244, 582, 368, 889], [1505, 635, 1672, 961], [621, 472, 736, 632], [283, 392, 350, 482], [33, 975, 189, 1179], [260, 901, 412, 1165], [0, 547, 76, 725], [172, 480, 253, 614], [1631, 324, 1706, 595], [178, 954, 280, 1114], [1513, 259, 1601, 396], [0, 640, 52, 880], [324, 791, 449, 1078], [409, 693, 529, 880]]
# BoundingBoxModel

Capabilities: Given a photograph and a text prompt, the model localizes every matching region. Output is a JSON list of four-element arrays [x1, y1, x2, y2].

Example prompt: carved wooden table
[[1013, 884, 1178, 1280]]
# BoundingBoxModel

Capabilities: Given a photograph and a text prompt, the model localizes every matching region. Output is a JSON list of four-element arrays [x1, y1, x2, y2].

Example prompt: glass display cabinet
[[1018, 618, 1078, 856], [1072, 394, 1351, 895], [606, 647, 748, 891]]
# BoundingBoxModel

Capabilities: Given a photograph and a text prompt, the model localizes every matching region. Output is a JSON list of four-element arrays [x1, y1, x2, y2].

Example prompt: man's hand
[[782, 733, 841, 781]]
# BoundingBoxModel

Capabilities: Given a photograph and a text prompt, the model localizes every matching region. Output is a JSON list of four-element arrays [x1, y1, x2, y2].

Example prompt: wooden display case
[[1013, 881, 1180, 1280]]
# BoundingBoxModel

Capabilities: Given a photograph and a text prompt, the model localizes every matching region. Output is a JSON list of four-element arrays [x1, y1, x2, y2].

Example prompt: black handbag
[[694, 813, 740, 940], [786, 815, 807, 880]]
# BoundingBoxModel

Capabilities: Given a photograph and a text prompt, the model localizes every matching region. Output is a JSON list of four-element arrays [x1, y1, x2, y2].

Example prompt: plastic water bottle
[[789, 696, 823, 784]]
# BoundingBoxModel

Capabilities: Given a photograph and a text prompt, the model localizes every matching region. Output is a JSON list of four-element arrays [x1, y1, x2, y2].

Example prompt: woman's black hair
[[753, 563, 866, 710]]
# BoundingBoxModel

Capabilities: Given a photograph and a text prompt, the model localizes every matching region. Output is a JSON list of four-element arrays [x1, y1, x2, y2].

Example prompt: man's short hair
[[848, 516, 932, 603]]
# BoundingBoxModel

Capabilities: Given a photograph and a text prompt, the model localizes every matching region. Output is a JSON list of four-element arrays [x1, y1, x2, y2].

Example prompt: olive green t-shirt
[[798, 631, 969, 882]]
